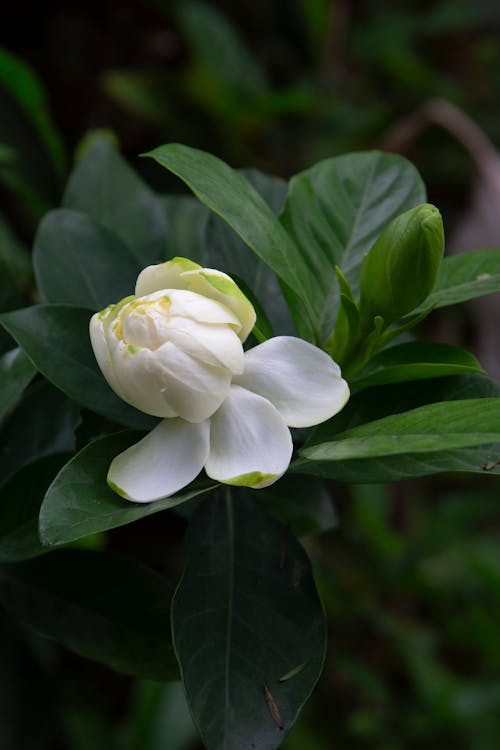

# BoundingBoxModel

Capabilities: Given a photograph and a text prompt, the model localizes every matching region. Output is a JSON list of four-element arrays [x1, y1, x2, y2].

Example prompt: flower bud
[[90, 259, 256, 423], [358, 203, 444, 328]]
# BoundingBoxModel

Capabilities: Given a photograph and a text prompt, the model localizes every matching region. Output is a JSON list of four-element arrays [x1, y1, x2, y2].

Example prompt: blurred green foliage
[[2, 1, 500, 748]]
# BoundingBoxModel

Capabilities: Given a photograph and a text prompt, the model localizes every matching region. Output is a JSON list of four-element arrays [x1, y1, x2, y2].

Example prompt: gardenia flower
[[90, 257, 350, 502]]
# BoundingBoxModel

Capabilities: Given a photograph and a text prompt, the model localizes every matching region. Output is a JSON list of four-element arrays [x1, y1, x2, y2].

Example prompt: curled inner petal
[[107, 337, 232, 421]]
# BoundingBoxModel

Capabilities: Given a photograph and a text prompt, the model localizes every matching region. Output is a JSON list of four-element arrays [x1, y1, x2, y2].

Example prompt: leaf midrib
[[223, 490, 235, 750]]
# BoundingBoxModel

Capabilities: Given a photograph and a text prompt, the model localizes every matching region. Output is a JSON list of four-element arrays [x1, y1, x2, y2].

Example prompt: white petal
[[109, 338, 232, 421], [233, 336, 350, 427], [162, 316, 244, 374], [89, 311, 127, 402], [181, 268, 256, 342], [205, 385, 292, 488], [108, 418, 210, 502], [167, 288, 241, 330], [135, 257, 202, 296]]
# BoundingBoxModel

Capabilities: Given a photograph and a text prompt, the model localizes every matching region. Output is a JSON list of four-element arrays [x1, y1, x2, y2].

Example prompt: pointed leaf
[[40, 431, 216, 546], [0, 454, 70, 563], [145, 144, 315, 327], [172, 491, 326, 750], [0, 549, 178, 680], [163, 194, 209, 263], [0, 305, 156, 429], [34, 208, 140, 309], [409, 247, 500, 314], [203, 169, 295, 336], [351, 341, 484, 389], [0, 381, 79, 487], [63, 135, 167, 264], [298, 398, 500, 482], [280, 151, 426, 340], [307, 372, 500, 457]]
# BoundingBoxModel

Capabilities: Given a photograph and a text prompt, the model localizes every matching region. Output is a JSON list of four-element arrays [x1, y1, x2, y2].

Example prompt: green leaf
[[145, 144, 315, 325], [163, 195, 209, 264], [203, 169, 295, 335], [0, 381, 80, 487], [40, 431, 216, 546], [351, 341, 484, 389], [0, 454, 70, 563], [225, 272, 274, 342], [298, 398, 500, 482], [309, 372, 500, 446], [409, 248, 500, 314], [172, 490, 326, 750], [280, 151, 426, 341], [0, 347, 36, 421], [0, 305, 156, 429], [0, 549, 178, 680], [63, 135, 167, 265], [33, 209, 140, 309]]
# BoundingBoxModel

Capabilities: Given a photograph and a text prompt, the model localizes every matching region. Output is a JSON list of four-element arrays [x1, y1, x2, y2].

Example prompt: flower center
[[116, 295, 172, 351]]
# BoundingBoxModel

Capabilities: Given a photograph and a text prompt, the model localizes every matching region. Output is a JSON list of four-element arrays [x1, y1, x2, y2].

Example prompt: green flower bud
[[359, 203, 444, 329]]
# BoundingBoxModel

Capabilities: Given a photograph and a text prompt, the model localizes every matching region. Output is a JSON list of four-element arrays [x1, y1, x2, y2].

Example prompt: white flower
[[90, 257, 350, 502]]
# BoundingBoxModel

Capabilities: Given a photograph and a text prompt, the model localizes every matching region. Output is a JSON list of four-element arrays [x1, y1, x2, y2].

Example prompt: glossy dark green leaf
[[298, 441, 500, 483], [280, 151, 426, 341], [230, 274, 275, 342], [309, 372, 500, 446], [0, 347, 36, 421], [0, 381, 80, 486], [163, 195, 209, 263], [0, 454, 70, 563], [0, 305, 156, 429], [40, 431, 215, 546], [172, 491, 326, 750], [410, 248, 500, 314], [298, 398, 500, 482], [203, 169, 295, 335], [351, 341, 484, 389], [33, 209, 140, 309], [145, 144, 315, 324], [63, 135, 167, 264], [0, 549, 178, 679]]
